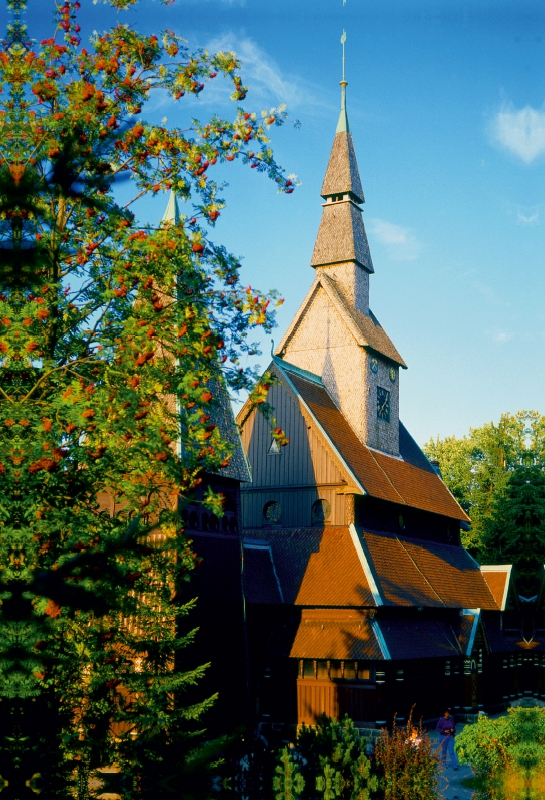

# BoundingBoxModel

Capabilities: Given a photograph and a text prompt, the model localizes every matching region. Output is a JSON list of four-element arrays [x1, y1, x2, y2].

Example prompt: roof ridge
[[319, 273, 369, 346], [272, 356, 323, 386], [274, 363, 366, 495], [321, 274, 407, 368], [275, 276, 322, 356]]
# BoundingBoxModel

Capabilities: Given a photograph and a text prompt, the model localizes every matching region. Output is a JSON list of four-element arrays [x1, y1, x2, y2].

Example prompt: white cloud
[[517, 210, 539, 225], [492, 329, 513, 343], [205, 34, 317, 110], [367, 218, 421, 261], [490, 103, 545, 163]]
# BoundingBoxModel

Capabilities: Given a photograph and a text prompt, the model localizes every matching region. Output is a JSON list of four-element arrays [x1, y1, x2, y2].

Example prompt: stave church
[[177, 62, 545, 735], [231, 66, 540, 730]]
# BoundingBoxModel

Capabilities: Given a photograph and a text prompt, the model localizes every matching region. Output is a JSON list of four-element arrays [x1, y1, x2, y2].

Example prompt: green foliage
[[423, 411, 545, 553], [455, 714, 511, 776], [374, 713, 440, 800], [274, 715, 378, 800], [273, 747, 305, 800], [0, 0, 296, 794], [455, 707, 545, 779], [481, 466, 545, 595]]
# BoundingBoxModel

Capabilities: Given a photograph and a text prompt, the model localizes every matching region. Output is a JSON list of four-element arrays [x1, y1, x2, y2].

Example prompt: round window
[[312, 499, 331, 523], [263, 501, 281, 524]]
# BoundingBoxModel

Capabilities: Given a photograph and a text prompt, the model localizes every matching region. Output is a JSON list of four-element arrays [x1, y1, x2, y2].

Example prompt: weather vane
[[341, 30, 347, 82]]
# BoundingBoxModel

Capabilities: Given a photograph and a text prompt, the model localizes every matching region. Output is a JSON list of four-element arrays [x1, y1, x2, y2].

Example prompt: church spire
[[319, 34, 365, 205], [310, 32, 374, 292], [161, 190, 181, 224], [336, 30, 350, 135]]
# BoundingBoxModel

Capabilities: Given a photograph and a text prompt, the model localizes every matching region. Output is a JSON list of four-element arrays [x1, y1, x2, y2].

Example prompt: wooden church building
[[236, 72, 525, 728]]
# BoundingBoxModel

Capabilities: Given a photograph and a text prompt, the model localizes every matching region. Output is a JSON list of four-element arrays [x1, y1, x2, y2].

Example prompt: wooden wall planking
[[240, 377, 352, 528]]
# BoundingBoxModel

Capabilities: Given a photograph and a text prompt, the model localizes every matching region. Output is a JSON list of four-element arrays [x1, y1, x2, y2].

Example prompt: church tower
[[275, 47, 406, 457], [236, 39, 511, 731]]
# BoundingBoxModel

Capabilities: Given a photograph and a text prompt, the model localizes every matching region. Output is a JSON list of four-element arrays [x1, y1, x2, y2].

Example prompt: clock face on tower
[[377, 387, 390, 422]]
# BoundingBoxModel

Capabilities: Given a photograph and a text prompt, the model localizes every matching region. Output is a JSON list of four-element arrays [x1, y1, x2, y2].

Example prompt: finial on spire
[[336, 30, 350, 135]]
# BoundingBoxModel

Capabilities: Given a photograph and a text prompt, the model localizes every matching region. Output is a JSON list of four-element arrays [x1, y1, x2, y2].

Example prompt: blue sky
[[28, 0, 545, 445]]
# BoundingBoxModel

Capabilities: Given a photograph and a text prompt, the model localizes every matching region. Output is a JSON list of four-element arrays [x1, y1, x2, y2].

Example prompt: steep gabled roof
[[243, 527, 375, 607], [311, 201, 374, 272], [278, 366, 467, 520], [208, 377, 251, 483], [376, 619, 461, 660], [480, 566, 512, 611], [242, 526, 500, 611], [243, 540, 283, 604], [453, 611, 480, 656], [321, 131, 365, 203], [275, 273, 406, 368]]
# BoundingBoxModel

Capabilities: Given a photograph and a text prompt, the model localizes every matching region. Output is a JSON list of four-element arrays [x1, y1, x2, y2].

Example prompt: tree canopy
[[0, 0, 295, 794], [423, 412, 545, 592]]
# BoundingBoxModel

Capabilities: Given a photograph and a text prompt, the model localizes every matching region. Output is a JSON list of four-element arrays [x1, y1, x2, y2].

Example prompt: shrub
[[455, 707, 545, 778], [374, 711, 440, 800], [273, 714, 378, 800]]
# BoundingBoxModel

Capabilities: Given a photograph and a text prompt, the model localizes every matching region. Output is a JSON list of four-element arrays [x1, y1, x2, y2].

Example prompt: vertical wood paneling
[[296, 681, 376, 725], [240, 376, 355, 529]]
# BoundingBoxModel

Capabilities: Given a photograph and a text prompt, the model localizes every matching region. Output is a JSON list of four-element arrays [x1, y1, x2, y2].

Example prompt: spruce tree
[[481, 465, 545, 598]]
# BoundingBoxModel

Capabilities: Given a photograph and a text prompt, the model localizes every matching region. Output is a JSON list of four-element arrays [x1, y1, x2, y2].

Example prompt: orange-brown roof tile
[[480, 569, 510, 610], [290, 609, 383, 660], [243, 528, 375, 607], [363, 530, 500, 610], [286, 371, 469, 521]]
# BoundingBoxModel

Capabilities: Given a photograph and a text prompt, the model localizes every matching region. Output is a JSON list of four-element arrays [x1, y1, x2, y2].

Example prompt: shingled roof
[[362, 530, 499, 609], [376, 619, 461, 660], [275, 275, 405, 368], [311, 201, 374, 272], [321, 130, 365, 204], [243, 528, 375, 607], [242, 526, 500, 611], [290, 609, 383, 660], [282, 368, 467, 520], [480, 566, 512, 611], [453, 612, 480, 656], [243, 541, 283, 604]]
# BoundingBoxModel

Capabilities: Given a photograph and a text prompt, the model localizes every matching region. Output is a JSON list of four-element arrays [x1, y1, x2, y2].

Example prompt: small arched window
[[263, 501, 281, 525], [311, 499, 331, 524]]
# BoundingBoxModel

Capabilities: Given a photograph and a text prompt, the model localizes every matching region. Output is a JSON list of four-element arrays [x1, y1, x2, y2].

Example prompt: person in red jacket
[[436, 710, 459, 769]]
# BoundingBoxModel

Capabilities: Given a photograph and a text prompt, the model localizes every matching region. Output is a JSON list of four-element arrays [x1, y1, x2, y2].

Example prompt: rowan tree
[[0, 0, 295, 795]]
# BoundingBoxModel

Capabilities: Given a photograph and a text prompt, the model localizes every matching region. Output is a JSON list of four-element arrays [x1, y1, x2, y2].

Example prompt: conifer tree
[[0, 0, 295, 795], [481, 466, 545, 597]]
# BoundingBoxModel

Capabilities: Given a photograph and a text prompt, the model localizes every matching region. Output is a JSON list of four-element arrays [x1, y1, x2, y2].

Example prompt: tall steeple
[[311, 33, 374, 314], [162, 190, 181, 224]]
